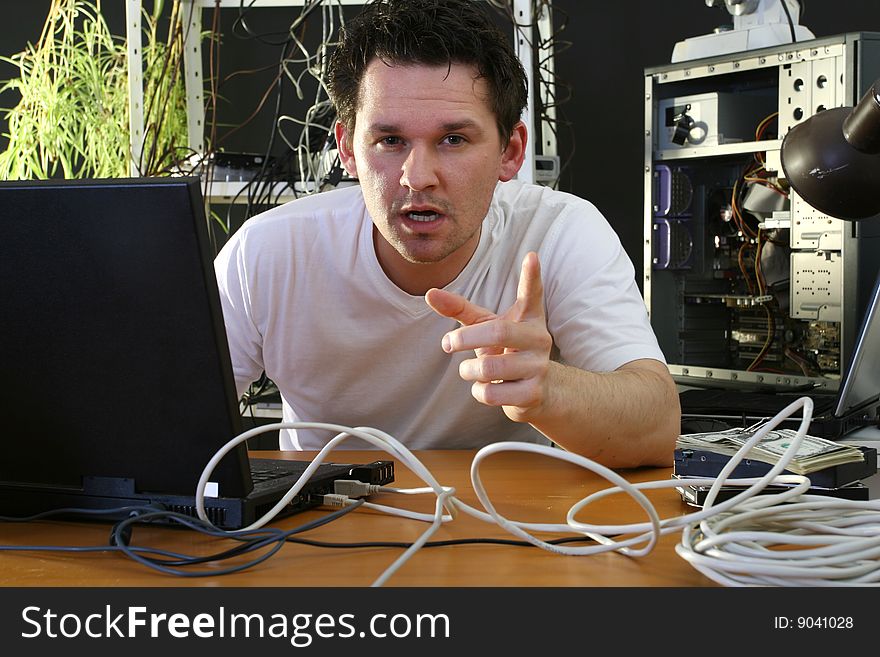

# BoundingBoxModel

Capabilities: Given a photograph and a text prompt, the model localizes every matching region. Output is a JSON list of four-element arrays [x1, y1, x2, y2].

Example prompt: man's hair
[[327, 0, 528, 146]]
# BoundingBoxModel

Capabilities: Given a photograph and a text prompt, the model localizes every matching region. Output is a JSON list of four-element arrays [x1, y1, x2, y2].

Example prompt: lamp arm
[[843, 78, 880, 155]]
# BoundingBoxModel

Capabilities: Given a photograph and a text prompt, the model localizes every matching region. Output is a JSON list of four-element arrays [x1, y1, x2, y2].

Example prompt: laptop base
[[679, 388, 880, 439], [0, 459, 395, 530]]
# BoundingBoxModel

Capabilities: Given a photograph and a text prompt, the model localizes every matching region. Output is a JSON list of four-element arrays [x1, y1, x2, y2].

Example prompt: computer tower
[[644, 32, 880, 392]]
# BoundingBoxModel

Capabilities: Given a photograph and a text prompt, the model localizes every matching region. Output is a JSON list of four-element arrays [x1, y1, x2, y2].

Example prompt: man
[[215, 0, 679, 467]]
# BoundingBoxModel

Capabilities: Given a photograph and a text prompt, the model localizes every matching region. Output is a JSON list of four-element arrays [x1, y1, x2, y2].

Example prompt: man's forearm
[[526, 359, 680, 468]]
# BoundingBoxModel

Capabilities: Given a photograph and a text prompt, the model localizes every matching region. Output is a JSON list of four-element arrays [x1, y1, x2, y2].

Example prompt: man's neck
[[373, 228, 481, 296]]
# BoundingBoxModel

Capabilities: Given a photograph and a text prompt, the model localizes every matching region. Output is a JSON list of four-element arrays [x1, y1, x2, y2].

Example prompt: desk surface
[[0, 450, 713, 587]]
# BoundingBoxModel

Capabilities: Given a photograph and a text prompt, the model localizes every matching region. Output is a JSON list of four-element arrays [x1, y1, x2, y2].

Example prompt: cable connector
[[321, 493, 354, 508], [333, 479, 382, 499]]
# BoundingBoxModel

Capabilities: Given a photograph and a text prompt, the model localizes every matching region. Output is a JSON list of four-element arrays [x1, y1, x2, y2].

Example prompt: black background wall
[[2, 1, 879, 276]]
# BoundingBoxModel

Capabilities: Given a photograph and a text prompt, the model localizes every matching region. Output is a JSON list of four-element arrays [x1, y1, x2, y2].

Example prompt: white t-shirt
[[214, 179, 665, 450]]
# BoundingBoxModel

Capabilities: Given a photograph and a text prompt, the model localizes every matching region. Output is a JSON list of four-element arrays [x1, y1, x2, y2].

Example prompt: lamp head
[[780, 78, 880, 220]]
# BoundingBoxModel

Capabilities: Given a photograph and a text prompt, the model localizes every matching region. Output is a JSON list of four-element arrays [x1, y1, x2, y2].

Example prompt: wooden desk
[[0, 450, 713, 587]]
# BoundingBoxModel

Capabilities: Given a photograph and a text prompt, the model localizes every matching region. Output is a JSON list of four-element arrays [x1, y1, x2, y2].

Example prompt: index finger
[[425, 287, 496, 326], [512, 252, 545, 321]]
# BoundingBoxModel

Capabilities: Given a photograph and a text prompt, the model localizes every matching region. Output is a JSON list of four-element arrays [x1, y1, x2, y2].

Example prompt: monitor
[[0, 177, 250, 498]]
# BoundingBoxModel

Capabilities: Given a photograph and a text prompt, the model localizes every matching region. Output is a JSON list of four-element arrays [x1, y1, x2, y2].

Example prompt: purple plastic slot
[[653, 165, 671, 217]]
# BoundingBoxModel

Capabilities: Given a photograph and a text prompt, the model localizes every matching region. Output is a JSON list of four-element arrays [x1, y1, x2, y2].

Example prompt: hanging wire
[[200, 0, 570, 230]]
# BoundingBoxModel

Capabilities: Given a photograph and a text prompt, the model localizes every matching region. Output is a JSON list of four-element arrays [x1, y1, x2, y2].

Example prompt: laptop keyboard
[[250, 466, 287, 484], [249, 458, 311, 484], [247, 457, 395, 494]]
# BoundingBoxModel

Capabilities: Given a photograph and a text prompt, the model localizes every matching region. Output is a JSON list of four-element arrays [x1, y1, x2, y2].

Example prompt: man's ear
[[498, 121, 528, 182], [335, 121, 358, 178]]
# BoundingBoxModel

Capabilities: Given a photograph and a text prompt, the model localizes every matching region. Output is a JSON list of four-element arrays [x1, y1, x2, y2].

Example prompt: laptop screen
[[835, 268, 880, 418], [0, 178, 251, 498]]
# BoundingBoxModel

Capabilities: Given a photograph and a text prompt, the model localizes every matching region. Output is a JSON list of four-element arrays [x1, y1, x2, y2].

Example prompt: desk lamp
[[780, 78, 880, 220]]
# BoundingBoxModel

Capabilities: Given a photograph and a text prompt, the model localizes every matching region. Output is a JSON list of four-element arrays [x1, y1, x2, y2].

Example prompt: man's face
[[336, 59, 525, 292]]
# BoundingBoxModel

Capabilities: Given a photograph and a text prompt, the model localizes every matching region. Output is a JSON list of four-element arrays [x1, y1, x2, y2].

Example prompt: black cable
[[0, 505, 161, 523], [233, 0, 302, 46], [2, 503, 601, 553], [246, 4, 334, 215], [283, 534, 600, 550], [241, 371, 274, 409], [780, 0, 797, 43], [246, 47, 287, 219], [0, 506, 202, 561], [1, 500, 365, 578], [512, 1, 574, 185], [223, 0, 571, 206], [211, 0, 335, 228], [110, 512, 290, 576], [108, 500, 366, 577]]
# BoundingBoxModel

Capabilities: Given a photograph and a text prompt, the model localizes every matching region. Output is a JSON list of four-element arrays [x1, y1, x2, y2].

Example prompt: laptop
[[0, 177, 393, 529], [679, 268, 880, 439]]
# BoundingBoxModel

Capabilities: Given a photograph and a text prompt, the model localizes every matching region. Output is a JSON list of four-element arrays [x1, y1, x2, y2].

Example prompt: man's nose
[[399, 145, 440, 191]]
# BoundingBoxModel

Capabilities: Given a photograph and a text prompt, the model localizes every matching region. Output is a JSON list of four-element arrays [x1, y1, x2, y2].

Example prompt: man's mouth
[[407, 210, 441, 222]]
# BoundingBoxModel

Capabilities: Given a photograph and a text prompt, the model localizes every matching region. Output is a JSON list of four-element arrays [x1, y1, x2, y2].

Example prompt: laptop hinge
[[82, 476, 138, 496]]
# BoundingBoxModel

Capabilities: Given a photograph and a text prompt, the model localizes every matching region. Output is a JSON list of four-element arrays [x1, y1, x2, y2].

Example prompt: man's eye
[[444, 135, 465, 145], [380, 136, 402, 146]]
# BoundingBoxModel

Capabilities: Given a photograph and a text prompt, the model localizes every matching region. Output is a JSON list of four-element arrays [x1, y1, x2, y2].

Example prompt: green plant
[[0, 0, 189, 179]]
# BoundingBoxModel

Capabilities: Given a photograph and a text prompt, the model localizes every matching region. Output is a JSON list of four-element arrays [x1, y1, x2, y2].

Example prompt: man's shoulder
[[493, 179, 600, 217], [237, 184, 365, 237], [482, 180, 622, 271], [216, 184, 367, 273], [491, 179, 606, 237]]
